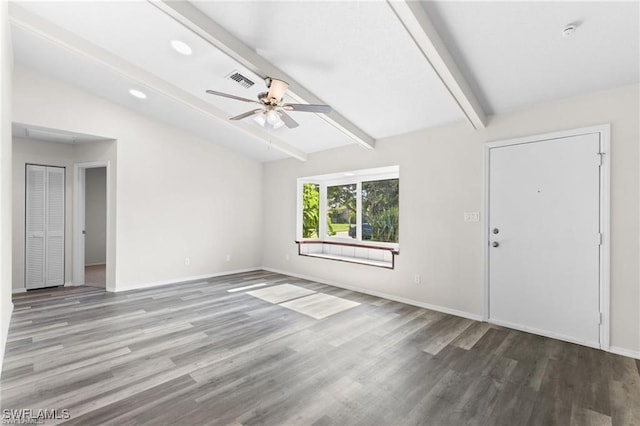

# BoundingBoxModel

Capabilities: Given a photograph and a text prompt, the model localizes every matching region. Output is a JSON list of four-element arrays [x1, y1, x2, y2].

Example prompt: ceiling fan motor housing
[[265, 78, 289, 104]]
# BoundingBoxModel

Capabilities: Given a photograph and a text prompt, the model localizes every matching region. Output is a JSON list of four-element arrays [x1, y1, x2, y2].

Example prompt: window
[[326, 183, 356, 238], [298, 166, 399, 248], [301, 183, 320, 238], [362, 179, 399, 243]]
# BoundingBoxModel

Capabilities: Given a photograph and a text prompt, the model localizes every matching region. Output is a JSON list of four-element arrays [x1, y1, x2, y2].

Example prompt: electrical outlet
[[285, 254, 290, 261], [184, 257, 190, 266], [414, 274, 421, 284], [225, 254, 231, 262]]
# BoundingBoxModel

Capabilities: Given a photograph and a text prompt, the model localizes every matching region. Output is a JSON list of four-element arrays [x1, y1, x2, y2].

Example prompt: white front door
[[488, 132, 602, 347]]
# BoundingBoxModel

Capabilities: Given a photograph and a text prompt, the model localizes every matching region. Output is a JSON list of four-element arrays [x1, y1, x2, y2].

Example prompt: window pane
[[362, 179, 399, 243], [327, 183, 357, 238], [302, 183, 320, 238]]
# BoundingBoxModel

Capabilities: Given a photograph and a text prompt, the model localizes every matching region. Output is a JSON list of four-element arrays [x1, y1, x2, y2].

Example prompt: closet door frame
[[25, 163, 66, 290]]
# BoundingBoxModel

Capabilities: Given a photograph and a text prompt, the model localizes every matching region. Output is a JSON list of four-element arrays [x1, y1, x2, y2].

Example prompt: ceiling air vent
[[25, 128, 77, 144], [226, 71, 255, 89]]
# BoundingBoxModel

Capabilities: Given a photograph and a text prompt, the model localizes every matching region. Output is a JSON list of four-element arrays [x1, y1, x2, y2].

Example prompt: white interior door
[[26, 165, 46, 289], [45, 167, 65, 286], [488, 133, 601, 347], [25, 165, 65, 289]]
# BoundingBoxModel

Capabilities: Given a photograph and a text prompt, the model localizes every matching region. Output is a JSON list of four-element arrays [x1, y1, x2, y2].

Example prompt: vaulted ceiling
[[9, 1, 639, 162]]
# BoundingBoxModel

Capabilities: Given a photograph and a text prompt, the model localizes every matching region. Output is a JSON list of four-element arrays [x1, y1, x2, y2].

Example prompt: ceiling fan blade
[[230, 109, 263, 121], [282, 104, 332, 114], [279, 111, 299, 129], [206, 90, 260, 104]]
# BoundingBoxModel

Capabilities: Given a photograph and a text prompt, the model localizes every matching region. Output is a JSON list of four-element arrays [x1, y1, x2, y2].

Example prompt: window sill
[[296, 240, 398, 269]]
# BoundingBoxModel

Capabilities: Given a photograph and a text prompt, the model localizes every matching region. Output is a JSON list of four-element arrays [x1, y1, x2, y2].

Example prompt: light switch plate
[[464, 212, 480, 222]]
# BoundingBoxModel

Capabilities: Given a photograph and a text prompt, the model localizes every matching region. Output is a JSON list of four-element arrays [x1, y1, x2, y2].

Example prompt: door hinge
[[597, 152, 605, 166], [598, 232, 603, 246], [598, 312, 603, 325]]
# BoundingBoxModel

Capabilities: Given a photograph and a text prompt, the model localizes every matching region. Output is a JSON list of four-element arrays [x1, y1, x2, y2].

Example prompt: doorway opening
[[73, 161, 110, 289], [83, 167, 106, 288]]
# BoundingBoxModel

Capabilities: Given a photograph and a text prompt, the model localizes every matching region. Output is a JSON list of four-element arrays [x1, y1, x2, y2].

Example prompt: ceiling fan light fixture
[[253, 112, 267, 127], [253, 110, 285, 129], [266, 110, 280, 125], [206, 76, 330, 131]]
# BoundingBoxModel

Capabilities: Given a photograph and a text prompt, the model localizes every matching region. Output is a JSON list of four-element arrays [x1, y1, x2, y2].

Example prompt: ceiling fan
[[206, 77, 331, 129]]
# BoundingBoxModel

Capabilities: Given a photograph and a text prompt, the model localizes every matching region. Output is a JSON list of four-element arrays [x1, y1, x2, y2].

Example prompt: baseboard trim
[[14, 282, 74, 292], [0, 301, 14, 373], [610, 346, 640, 360], [262, 268, 640, 358], [112, 268, 261, 293], [262, 267, 483, 322]]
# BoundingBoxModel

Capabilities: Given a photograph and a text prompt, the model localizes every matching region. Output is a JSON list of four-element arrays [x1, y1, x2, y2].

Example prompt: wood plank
[[1, 271, 638, 425]]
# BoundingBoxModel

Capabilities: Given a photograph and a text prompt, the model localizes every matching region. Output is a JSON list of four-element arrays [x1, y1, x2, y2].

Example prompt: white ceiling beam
[[9, 3, 307, 162], [387, 1, 486, 129], [150, 0, 376, 150]]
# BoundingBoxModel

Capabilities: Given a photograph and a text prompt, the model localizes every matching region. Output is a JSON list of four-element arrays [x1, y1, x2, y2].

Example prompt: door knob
[[492, 242, 499, 248], [492, 228, 499, 234]]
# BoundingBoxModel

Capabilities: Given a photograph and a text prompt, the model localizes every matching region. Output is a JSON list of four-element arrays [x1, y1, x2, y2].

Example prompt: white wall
[[0, 0, 13, 372], [84, 167, 106, 265], [262, 84, 640, 355], [13, 66, 264, 292], [12, 138, 74, 291]]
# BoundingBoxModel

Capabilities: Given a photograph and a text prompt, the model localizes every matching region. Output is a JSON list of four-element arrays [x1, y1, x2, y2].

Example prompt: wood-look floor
[[2, 270, 639, 425], [84, 264, 106, 289]]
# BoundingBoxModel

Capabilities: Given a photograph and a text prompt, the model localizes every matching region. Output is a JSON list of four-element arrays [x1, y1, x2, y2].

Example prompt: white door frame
[[25, 164, 66, 289], [483, 124, 610, 350], [72, 160, 110, 288]]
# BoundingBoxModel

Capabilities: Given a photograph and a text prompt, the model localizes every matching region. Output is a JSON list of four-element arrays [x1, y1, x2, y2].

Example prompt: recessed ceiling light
[[343, 172, 356, 176], [129, 89, 147, 99], [170, 40, 192, 56]]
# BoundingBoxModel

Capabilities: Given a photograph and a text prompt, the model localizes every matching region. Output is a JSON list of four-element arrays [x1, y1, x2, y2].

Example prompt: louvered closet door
[[26, 165, 46, 289], [45, 167, 65, 286], [25, 165, 65, 289]]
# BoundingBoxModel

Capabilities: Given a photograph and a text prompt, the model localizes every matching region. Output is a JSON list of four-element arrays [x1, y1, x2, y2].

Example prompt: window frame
[[297, 166, 399, 250]]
